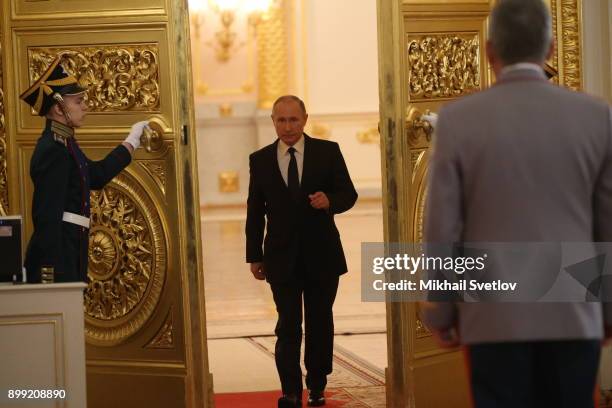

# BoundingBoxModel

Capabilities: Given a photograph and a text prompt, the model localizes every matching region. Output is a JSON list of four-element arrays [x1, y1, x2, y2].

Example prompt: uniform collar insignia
[[48, 119, 74, 146]]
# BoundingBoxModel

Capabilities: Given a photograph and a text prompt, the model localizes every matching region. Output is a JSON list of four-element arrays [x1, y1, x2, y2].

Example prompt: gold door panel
[[1, 0, 211, 406], [13, 29, 172, 131], [0, 39, 6, 216], [10, 0, 166, 20], [85, 170, 169, 346], [378, 0, 584, 407]]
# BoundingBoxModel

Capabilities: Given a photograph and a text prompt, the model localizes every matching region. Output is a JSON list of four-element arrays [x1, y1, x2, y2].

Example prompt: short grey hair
[[489, 0, 553, 64], [272, 95, 307, 115]]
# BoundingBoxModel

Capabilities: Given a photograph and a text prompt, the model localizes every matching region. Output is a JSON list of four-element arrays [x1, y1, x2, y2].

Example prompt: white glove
[[124, 121, 150, 150], [422, 112, 439, 129]]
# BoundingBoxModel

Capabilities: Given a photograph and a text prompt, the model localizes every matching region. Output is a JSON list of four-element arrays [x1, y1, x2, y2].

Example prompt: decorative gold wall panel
[[548, 0, 583, 90], [218, 171, 239, 193], [28, 46, 161, 112], [308, 122, 331, 140], [139, 160, 167, 195], [85, 172, 167, 346], [407, 34, 481, 100], [5, 0, 211, 406], [380, 1, 585, 407], [12, 0, 165, 19], [559, 0, 582, 90], [356, 126, 380, 145], [146, 308, 175, 349], [256, 0, 288, 109], [0, 40, 7, 215]]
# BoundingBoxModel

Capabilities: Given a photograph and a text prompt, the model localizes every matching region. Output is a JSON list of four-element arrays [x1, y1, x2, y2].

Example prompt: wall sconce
[[197, 0, 276, 63], [188, 0, 206, 36]]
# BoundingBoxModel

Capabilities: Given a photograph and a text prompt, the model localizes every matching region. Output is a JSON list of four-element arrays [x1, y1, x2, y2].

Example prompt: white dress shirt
[[500, 62, 544, 76], [277, 135, 304, 186]]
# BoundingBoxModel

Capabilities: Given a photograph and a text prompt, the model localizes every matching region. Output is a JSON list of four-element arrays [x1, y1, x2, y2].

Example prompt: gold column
[[255, 0, 289, 109], [0, 39, 8, 216]]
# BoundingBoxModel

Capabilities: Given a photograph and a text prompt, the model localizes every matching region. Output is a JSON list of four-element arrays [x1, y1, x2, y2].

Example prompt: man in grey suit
[[420, 0, 612, 407]]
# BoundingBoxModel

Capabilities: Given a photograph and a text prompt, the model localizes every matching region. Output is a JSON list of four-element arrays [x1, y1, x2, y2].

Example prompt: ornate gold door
[[0, 1, 212, 407], [376, 0, 584, 407]]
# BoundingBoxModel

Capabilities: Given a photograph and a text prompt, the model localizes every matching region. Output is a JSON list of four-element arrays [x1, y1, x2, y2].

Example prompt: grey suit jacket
[[422, 68, 612, 344]]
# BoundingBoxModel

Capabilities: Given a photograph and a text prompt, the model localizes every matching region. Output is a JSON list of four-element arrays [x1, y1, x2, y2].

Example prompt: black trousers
[[270, 271, 339, 395], [467, 340, 601, 408]]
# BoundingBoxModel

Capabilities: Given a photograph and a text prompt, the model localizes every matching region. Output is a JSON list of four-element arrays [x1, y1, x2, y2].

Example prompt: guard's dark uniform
[[20, 55, 133, 283], [24, 120, 131, 282]]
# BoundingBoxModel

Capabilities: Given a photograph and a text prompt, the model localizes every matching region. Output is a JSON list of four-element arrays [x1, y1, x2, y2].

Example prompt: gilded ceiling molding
[[407, 34, 481, 100], [0, 40, 8, 216], [256, 0, 288, 109], [84, 172, 167, 346], [145, 308, 175, 349], [559, 0, 582, 91], [28, 46, 161, 112]]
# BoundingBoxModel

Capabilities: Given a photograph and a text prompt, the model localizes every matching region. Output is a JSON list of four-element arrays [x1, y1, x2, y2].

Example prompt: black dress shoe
[[278, 394, 302, 408], [307, 390, 325, 407]]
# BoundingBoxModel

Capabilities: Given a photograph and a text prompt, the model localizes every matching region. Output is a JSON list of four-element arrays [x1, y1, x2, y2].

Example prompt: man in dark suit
[[20, 55, 149, 283], [420, 0, 612, 407], [246, 95, 357, 407]]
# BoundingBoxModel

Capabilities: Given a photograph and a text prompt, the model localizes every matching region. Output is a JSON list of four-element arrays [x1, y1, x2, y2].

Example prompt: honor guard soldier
[[20, 55, 149, 283]]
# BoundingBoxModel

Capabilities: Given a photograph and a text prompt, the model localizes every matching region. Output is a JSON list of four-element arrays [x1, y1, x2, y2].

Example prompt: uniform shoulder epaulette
[[50, 121, 74, 146]]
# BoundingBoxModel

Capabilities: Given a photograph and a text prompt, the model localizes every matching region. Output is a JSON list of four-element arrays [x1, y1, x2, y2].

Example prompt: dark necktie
[[287, 147, 300, 201]]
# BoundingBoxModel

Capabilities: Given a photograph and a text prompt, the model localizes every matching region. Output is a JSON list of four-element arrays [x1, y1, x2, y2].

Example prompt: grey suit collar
[[498, 66, 547, 83]]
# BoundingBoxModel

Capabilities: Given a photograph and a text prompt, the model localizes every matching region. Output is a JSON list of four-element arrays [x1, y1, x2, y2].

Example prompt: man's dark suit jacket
[[246, 134, 357, 283]]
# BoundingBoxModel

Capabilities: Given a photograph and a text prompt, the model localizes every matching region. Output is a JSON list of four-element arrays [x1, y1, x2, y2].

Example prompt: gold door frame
[[377, 0, 584, 406], [0, 0, 212, 406], [0, 36, 6, 217]]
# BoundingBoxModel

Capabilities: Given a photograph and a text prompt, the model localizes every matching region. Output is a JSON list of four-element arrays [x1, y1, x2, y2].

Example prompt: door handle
[[406, 106, 437, 142], [141, 117, 166, 153]]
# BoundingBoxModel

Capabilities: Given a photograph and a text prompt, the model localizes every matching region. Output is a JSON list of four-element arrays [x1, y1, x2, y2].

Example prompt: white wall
[[195, 0, 382, 207], [296, 0, 382, 199], [302, 0, 380, 114], [195, 102, 258, 207]]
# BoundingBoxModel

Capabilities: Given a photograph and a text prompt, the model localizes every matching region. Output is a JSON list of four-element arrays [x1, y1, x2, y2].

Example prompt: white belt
[[62, 212, 90, 229]]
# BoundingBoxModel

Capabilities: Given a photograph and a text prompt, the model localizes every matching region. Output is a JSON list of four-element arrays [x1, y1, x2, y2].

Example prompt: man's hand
[[309, 192, 330, 210], [124, 120, 150, 150], [422, 111, 439, 129], [419, 301, 459, 348], [431, 327, 460, 348], [250, 262, 265, 280]]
